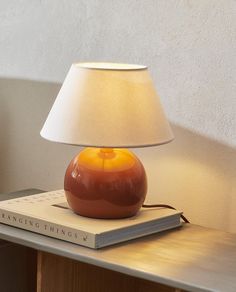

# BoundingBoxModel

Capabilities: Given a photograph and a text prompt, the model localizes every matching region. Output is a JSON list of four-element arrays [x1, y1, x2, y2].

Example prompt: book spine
[[0, 208, 95, 248]]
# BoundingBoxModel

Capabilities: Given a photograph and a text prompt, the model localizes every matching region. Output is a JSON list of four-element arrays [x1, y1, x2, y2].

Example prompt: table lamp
[[40, 62, 174, 219]]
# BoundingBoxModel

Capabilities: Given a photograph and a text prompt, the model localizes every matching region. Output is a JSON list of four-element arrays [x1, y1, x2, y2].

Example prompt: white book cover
[[0, 190, 182, 249]]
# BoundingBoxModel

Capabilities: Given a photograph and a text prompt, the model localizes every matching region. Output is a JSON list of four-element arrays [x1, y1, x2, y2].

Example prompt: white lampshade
[[40, 62, 174, 148]]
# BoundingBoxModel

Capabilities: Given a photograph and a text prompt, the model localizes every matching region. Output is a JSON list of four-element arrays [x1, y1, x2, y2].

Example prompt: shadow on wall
[[0, 77, 79, 194], [0, 78, 235, 232]]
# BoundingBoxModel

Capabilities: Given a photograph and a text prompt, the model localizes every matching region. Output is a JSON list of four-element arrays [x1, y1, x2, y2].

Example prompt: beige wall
[[0, 1, 235, 232]]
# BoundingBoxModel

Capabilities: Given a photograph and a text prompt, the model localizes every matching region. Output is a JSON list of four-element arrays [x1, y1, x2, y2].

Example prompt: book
[[0, 190, 182, 249]]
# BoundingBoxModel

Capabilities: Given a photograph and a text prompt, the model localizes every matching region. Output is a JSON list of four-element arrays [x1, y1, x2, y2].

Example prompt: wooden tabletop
[[0, 221, 235, 292]]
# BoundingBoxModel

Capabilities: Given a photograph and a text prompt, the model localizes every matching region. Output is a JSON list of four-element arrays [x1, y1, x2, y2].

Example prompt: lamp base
[[64, 148, 147, 219]]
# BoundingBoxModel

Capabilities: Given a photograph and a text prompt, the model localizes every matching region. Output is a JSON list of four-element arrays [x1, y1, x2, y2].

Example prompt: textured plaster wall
[[0, 1, 236, 232], [1, 0, 235, 146]]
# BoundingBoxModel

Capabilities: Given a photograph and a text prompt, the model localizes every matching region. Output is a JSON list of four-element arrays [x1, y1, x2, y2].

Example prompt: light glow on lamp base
[[64, 148, 147, 219]]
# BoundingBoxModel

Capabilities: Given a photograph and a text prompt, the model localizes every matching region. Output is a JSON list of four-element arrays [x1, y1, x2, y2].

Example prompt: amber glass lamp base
[[64, 148, 147, 219]]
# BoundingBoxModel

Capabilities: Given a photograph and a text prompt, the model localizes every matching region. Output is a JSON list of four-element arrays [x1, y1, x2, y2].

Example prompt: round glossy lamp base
[[64, 148, 147, 219]]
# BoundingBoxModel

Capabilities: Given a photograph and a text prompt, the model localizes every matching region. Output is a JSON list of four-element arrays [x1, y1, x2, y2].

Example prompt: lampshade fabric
[[40, 63, 174, 148]]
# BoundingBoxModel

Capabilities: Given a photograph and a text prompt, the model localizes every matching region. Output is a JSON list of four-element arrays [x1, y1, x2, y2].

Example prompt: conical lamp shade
[[40, 62, 174, 148]]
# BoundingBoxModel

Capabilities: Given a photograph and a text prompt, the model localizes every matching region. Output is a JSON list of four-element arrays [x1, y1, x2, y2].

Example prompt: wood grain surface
[[37, 251, 178, 292]]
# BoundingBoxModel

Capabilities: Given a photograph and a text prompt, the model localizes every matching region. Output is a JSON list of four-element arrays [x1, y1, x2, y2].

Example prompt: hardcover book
[[0, 190, 182, 249]]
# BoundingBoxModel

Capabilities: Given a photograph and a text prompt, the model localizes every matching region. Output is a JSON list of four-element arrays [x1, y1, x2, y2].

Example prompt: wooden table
[[0, 190, 236, 292]]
